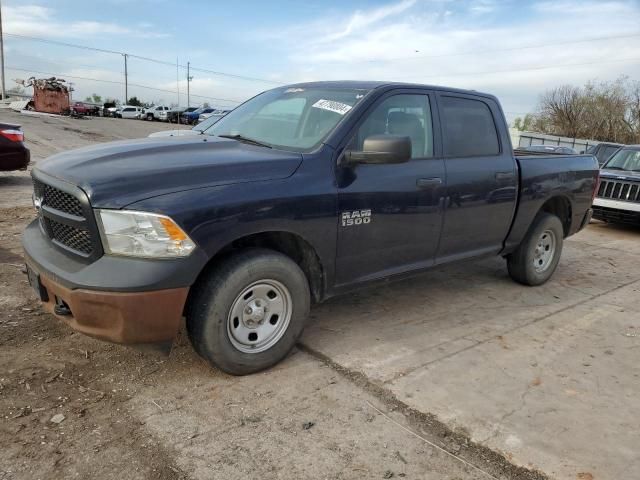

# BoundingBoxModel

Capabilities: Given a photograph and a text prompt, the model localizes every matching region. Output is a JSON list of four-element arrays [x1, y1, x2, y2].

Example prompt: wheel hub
[[243, 299, 268, 328], [533, 229, 556, 273], [227, 280, 292, 354]]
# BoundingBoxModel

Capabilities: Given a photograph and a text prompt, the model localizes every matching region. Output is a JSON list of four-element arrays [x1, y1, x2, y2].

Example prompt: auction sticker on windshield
[[312, 99, 352, 115]]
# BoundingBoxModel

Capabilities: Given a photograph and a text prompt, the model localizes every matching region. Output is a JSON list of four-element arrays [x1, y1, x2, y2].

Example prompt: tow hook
[[53, 297, 72, 316]]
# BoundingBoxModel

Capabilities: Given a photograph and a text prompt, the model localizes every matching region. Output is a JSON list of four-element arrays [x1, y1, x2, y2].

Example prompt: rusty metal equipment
[[16, 77, 71, 114]]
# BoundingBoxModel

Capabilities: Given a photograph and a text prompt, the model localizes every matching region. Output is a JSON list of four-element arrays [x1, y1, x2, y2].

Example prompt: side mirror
[[345, 135, 412, 165]]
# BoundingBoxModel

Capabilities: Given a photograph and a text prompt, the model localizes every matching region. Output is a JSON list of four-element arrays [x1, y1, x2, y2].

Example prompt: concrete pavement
[[302, 221, 640, 480]]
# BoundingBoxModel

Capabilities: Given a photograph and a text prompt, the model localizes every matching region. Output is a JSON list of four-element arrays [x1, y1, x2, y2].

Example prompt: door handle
[[416, 177, 442, 189], [495, 171, 515, 181]]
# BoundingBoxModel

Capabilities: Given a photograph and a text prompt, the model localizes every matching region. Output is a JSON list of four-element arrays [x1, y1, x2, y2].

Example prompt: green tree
[[513, 114, 536, 131], [127, 96, 143, 106]]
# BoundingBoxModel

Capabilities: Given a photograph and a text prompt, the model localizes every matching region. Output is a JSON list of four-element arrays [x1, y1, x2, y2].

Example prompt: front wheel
[[186, 249, 311, 375], [507, 213, 564, 286]]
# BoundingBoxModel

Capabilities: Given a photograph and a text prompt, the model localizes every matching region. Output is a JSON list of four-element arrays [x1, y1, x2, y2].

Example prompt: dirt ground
[[1, 111, 638, 480]]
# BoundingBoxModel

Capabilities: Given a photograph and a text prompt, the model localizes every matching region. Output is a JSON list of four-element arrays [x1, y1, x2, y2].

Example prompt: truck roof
[[283, 80, 498, 101]]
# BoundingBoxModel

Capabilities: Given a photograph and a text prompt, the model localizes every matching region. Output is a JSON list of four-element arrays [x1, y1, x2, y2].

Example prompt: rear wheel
[[186, 249, 310, 375], [507, 213, 564, 286]]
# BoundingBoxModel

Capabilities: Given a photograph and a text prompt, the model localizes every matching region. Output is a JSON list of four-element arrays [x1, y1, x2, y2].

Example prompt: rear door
[[435, 93, 517, 262], [335, 90, 446, 285]]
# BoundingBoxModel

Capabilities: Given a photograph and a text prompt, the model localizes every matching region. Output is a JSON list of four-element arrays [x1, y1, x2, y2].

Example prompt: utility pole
[[0, 0, 6, 100], [68, 82, 74, 101], [176, 57, 179, 107], [123, 53, 128, 103], [187, 61, 193, 108]]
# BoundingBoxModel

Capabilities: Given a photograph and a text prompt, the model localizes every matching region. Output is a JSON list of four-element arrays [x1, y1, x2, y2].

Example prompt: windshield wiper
[[218, 134, 272, 149], [604, 166, 627, 170]]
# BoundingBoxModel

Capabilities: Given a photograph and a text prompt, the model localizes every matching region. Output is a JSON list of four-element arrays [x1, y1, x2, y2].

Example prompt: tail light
[[592, 170, 600, 202], [0, 129, 24, 143]]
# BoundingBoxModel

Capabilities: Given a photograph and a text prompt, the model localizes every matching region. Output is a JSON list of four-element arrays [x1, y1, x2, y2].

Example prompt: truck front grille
[[597, 179, 640, 203], [32, 176, 102, 260], [47, 218, 94, 254], [42, 183, 84, 217]]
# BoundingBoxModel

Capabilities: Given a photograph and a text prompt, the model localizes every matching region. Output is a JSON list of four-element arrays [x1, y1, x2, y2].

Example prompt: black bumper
[[22, 219, 208, 292], [0, 147, 30, 171], [592, 206, 640, 225]]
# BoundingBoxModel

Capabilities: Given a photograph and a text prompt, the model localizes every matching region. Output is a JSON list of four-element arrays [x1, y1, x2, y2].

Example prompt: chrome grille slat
[[597, 179, 640, 203]]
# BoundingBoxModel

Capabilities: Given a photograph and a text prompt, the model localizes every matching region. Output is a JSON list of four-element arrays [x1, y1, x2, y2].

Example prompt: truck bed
[[503, 154, 599, 253]]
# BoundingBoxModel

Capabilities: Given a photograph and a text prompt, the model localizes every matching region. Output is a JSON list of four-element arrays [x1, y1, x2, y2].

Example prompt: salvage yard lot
[[1, 111, 639, 480]]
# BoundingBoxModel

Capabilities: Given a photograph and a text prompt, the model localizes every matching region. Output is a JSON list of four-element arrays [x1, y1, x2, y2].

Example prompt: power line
[[397, 56, 640, 81], [6, 66, 243, 105], [4, 32, 285, 85]]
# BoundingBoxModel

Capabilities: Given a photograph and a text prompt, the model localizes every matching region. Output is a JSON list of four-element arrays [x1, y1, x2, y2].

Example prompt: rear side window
[[440, 96, 500, 157]]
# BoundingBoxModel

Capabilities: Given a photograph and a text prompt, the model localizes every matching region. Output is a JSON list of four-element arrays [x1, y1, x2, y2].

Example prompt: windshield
[[604, 148, 640, 171], [200, 87, 370, 151]]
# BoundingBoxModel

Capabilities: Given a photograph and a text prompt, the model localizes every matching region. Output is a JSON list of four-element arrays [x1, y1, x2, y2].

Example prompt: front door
[[335, 91, 446, 286]]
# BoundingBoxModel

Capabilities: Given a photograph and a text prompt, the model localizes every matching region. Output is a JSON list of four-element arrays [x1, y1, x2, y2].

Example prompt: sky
[[2, 0, 640, 121]]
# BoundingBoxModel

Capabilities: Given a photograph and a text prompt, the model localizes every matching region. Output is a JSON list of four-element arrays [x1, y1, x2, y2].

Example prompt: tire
[[507, 213, 564, 286], [146, 113, 154, 121], [186, 249, 311, 375]]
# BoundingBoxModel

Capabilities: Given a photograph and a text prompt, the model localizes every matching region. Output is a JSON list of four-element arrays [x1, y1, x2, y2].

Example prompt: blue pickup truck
[[23, 81, 599, 374]]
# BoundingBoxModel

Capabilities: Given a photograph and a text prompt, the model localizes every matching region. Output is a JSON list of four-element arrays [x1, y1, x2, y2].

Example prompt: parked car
[[592, 145, 640, 224], [0, 122, 30, 171], [70, 102, 91, 116], [144, 105, 170, 121], [181, 107, 215, 125], [148, 110, 230, 138], [166, 107, 192, 124], [23, 81, 598, 375], [581, 142, 624, 166], [103, 102, 118, 117], [521, 145, 577, 155], [198, 108, 231, 124], [117, 105, 144, 119]]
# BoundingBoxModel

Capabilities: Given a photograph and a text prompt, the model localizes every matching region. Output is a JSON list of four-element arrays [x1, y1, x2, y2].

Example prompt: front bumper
[[23, 219, 208, 343], [35, 274, 188, 343], [592, 198, 640, 225]]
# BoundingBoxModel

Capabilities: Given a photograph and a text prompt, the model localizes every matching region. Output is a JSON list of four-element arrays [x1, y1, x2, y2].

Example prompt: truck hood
[[600, 169, 640, 181], [35, 136, 303, 208]]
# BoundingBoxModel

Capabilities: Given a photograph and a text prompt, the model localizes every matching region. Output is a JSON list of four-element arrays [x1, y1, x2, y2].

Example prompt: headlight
[[96, 210, 196, 258]]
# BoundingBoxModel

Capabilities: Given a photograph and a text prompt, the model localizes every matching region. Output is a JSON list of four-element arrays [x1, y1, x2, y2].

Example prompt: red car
[[70, 102, 99, 116], [0, 123, 30, 171]]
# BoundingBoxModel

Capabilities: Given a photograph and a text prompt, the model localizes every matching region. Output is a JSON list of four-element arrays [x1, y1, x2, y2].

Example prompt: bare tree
[[532, 77, 640, 144]]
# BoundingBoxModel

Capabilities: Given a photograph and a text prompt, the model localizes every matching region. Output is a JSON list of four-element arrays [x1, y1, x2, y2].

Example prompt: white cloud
[[323, 0, 417, 42], [3, 4, 170, 39], [272, 0, 640, 117]]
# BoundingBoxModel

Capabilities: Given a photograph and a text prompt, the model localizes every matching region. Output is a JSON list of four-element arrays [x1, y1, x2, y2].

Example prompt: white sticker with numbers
[[312, 99, 352, 115]]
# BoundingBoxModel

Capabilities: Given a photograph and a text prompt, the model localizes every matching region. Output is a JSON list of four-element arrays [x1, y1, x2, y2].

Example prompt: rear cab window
[[439, 95, 500, 157]]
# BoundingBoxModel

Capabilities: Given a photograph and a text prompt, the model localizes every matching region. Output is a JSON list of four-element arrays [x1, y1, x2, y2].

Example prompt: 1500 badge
[[341, 209, 372, 227]]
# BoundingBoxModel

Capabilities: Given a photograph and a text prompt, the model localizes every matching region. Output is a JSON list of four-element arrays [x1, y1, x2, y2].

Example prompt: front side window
[[354, 94, 434, 158], [604, 149, 640, 171], [202, 87, 370, 152], [441, 96, 500, 157]]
